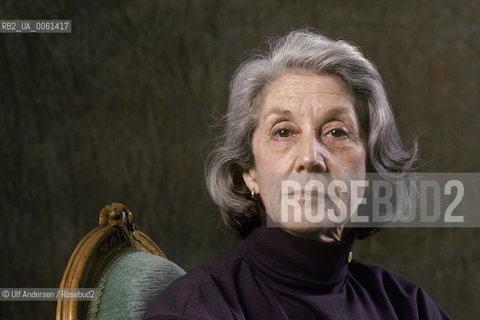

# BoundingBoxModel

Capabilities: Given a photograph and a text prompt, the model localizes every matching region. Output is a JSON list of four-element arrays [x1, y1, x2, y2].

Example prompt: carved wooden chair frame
[[56, 203, 165, 320]]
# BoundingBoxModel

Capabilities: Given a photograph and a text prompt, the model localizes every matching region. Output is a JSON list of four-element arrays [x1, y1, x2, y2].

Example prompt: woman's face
[[243, 71, 367, 235]]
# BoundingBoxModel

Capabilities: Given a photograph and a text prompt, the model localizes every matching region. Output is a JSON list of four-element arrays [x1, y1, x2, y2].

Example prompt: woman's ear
[[242, 168, 259, 193]]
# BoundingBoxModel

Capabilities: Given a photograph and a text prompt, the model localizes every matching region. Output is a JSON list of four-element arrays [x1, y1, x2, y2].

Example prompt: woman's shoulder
[[143, 247, 250, 319], [347, 259, 452, 319], [348, 259, 421, 290]]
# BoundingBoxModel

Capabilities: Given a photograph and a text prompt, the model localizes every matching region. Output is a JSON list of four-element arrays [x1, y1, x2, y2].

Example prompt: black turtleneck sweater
[[144, 226, 452, 319]]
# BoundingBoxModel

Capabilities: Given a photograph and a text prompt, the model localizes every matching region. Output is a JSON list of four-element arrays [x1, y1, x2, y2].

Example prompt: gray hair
[[205, 29, 418, 239]]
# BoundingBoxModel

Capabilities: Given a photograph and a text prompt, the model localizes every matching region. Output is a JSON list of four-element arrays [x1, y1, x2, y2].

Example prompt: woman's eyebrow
[[262, 106, 356, 124], [322, 106, 354, 119], [264, 107, 293, 118]]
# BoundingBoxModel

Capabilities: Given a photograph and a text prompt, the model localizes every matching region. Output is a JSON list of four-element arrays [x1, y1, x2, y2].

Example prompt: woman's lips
[[286, 190, 325, 200]]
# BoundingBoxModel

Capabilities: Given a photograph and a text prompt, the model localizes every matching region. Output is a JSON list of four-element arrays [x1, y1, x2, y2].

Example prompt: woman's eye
[[274, 128, 292, 138], [328, 128, 348, 138]]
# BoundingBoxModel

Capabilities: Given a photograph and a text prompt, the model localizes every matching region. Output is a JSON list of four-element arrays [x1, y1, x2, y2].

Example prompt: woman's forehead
[[259, 72, 356, 120]]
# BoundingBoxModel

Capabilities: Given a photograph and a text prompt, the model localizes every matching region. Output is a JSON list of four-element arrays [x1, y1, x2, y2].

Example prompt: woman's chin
[[281, 224, 345, 242]]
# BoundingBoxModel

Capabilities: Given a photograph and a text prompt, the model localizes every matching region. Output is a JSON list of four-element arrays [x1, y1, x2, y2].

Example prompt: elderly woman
[[144, 30, 451, 319]]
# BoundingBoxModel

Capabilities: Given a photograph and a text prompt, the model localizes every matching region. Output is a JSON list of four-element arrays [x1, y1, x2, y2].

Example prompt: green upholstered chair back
[[86, 247, 185, 320], [57, 203, 185, 320]]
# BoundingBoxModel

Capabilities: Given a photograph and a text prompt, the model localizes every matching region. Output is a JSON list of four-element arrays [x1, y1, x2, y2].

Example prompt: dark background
[[1, 1, 479, 319]]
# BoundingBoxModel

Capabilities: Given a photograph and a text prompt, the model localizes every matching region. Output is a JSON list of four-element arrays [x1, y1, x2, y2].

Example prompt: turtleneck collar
[[241, 216, 356, 293]]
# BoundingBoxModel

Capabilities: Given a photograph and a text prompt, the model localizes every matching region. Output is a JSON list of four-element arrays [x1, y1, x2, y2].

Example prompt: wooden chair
[[56, 203, 185, 320]]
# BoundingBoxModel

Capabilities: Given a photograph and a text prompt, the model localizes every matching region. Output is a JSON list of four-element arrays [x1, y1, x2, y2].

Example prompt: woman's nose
[[295, 134, 327, 173]]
